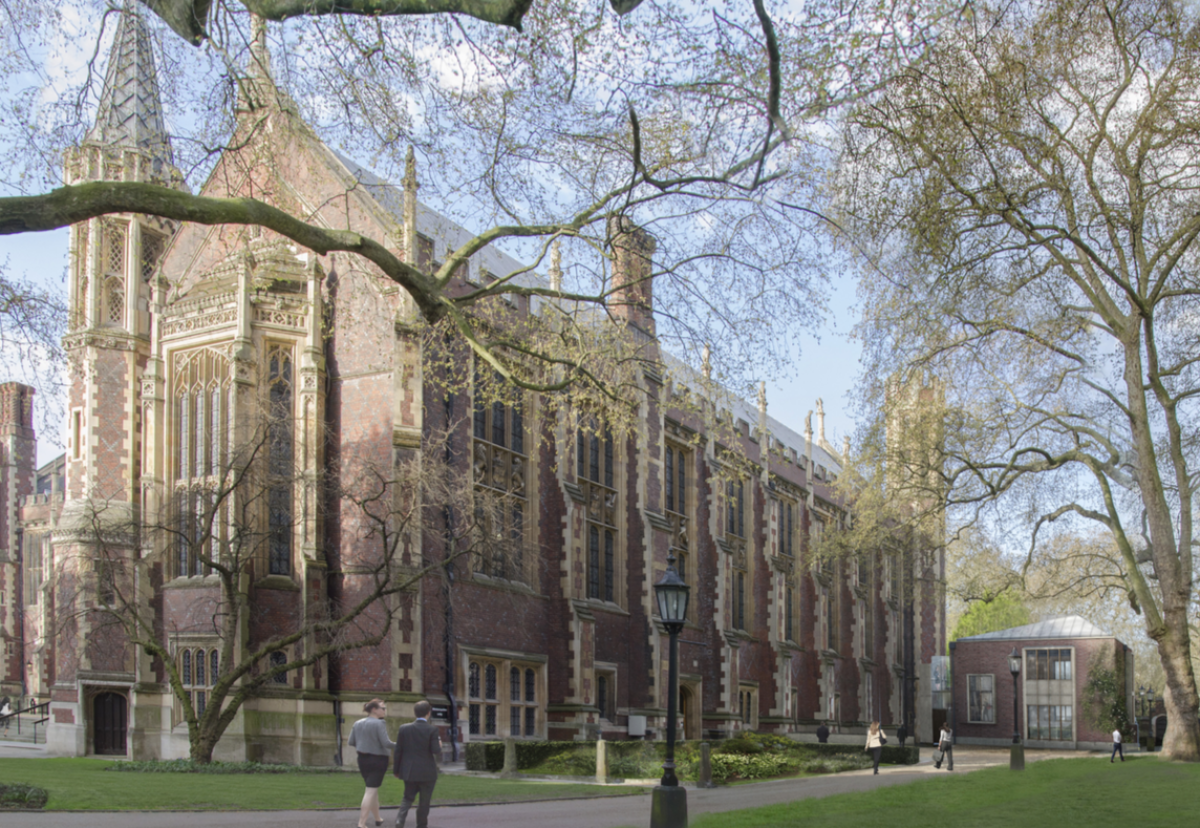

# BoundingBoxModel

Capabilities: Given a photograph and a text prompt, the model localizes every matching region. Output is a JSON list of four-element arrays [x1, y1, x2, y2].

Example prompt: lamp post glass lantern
[[651, 553, 689, 828]]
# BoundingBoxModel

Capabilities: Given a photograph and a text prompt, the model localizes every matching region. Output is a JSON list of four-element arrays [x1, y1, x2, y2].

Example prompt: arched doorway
[[679, 685, 701, 741], [93, 692, 127, 756]]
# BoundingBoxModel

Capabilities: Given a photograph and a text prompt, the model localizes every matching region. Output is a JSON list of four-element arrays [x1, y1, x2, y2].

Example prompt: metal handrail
[[3, 700, 50, 744]]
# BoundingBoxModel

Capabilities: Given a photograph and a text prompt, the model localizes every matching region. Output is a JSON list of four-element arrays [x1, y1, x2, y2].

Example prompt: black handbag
[[881, 735, 888, 745]]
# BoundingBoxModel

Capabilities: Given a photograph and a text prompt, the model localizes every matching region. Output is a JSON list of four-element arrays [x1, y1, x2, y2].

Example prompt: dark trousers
[[1111, 742, 1124, 761], [940, 744, 953, 770], [870, 746, 882, 774], [395, 779, 436, 828]]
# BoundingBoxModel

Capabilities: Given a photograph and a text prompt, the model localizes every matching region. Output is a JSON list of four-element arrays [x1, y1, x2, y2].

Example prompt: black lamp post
[[651, 552, 690, 828], [1009, 648, 1024, 770]]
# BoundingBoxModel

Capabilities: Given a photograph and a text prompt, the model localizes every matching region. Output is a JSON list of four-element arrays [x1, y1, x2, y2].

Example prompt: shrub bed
[[0, 782, 49, 809], [465, 731, 906, 781]]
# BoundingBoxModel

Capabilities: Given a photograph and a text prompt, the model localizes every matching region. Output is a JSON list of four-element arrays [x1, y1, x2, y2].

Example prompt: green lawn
[[679, 757, 1199, 828], [0, 758, 644, 810]]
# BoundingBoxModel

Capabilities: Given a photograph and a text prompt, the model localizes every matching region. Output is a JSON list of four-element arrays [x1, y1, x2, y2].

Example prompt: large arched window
[[266, 345, 294, 577], [172, 348, 232, 578]]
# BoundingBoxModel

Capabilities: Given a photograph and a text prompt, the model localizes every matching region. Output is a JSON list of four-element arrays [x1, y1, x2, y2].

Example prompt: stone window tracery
[[725, 477, 749, 631], [266, 345, 294, 577], [578, 424, 617, 603], [176, 646, 218, 723], [101, 220, 127, 327], [173, 347, 231, 578], [467, 657, 539, 739], [472, 365, 527, 581], [664, 440, 692, 618]]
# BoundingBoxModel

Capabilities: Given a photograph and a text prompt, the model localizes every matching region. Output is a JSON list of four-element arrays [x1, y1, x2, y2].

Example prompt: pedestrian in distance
[[349, 699, 395, 828], [865, 721, 887, 775], [816, 722, 830, 743], [936, 722, 954, 771], [0, 696, 12, 738], [393, 699, 442, 828], [1111, 727, 1125, 762], [896, 723, 908, 748]]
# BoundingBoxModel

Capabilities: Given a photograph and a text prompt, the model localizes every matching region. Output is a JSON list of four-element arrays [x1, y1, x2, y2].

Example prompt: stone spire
[[701, 344, 711, 381], [84, 1, 172, 166], [816, 397, 826, 443], [402, 146, 419, 266]]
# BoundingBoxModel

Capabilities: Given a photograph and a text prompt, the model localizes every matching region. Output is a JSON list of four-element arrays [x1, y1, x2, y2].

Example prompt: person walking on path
[[865, 721, 887, 775], [1111, 728, 1125, 762], [937, 722, 954, 771], [896, 724, 908, 748], [393, 700, 442, 828], [349, 699, 395, 828], [816, 722, 830, 743], [0, 696, 12, 738]]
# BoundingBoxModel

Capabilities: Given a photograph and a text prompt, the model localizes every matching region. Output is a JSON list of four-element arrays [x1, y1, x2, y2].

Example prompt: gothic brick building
[[0, 7, 945, 762]]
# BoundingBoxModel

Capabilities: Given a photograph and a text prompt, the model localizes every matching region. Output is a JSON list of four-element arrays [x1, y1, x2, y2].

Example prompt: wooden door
[[93, 692, 127, 756]]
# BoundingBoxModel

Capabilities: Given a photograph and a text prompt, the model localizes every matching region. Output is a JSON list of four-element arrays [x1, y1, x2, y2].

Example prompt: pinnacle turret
[[84, 3, 172, 167]]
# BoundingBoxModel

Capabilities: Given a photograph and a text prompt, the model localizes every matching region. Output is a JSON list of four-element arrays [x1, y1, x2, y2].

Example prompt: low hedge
[[464, 739, 585, 772], [0, 782, 49, 809], [803, 743, 920, 765], [107, 759, 342, 774]]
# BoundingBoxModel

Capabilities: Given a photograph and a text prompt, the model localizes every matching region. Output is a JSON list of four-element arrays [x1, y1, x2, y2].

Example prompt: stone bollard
[[699, 741, 715, 788], [596, 738, 608, 784], [500, 736, 520, 779]]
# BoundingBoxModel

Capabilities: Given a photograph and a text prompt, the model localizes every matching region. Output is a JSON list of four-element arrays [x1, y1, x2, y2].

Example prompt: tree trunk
[[1155, 607, 1200, 761], [192, 731, 218, 765]]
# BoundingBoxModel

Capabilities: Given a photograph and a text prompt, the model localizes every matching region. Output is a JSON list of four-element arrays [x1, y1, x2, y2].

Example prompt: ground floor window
[[175, 645, 219, 724], [738, 685, 757, 729], [467, 656, 540, 738], [968, 674, 995, 723], [1027, 704, 1072, 741]]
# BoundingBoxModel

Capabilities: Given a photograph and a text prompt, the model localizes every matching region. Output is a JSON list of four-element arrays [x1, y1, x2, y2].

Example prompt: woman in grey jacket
[[349, 699, 396, 828]]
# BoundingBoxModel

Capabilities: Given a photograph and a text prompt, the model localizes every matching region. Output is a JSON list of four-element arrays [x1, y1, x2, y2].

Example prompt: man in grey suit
[[393, 700, 442, 828]]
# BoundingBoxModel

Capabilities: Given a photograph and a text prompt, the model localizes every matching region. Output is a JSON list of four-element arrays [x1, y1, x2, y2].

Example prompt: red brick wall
[[952, 636, 1127, 745]]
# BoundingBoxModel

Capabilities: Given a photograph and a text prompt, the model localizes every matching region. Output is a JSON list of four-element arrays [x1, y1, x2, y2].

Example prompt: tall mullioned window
[[725, 477, 748, 630], [664, 440, 692, 618], [778, 499, 795, 557], [473, 366, 527, 580], [726, 479, 744, 537], [578, 426, 617, 602], [266, 345, 294, 576], [173, 348, 232, 578], [177, 646, 219, 722]]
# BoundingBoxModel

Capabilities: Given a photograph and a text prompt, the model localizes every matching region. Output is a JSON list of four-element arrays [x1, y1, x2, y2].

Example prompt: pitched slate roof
[[957, 615, 1112, 641], [84, 3, 173, 166]]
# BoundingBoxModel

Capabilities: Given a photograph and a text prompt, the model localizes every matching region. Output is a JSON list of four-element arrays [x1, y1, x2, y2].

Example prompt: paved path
[[0, 746, 1102, 828]]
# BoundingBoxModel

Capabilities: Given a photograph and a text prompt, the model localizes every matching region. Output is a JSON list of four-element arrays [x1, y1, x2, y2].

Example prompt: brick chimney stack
[[608, 215, 656, 335]]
